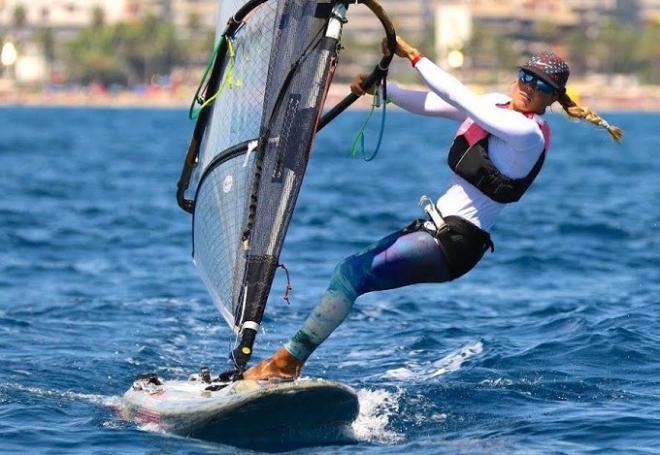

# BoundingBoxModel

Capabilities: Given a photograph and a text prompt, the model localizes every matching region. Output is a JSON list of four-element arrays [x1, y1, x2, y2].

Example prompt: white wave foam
[[351, 388, 404, 444], [102, 419, 130, 430], [382, 367, 415, 380], [430, 412, 447, 422], [1, 383, 119, 407], [479, 375, 543, 388], [480, 377, 514, 387], [137, 422, 167, 434], [381, 340, 484, 382], [427, 340, 484, 378]]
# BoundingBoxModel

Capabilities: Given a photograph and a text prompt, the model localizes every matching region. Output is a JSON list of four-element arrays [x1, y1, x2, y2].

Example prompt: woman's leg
[[283, 228, 450, 362], [244, 227, 450, 379]]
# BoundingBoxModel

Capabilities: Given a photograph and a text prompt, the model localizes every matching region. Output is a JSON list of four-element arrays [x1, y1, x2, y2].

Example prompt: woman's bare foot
[[243, 347, 303, 380]]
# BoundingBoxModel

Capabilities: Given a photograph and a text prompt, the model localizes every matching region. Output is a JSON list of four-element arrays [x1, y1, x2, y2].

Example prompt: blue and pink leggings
[[284, 227, 451, 362]]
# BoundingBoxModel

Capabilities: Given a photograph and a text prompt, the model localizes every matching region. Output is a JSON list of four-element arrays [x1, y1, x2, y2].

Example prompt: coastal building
[[170, 0, 218, 35], [334, 0, 433, 80], [0, 0, 218, 36], [1, 0, 657, 86], [434, 3, 472, 70], [342, 0, 432, 45], [432, 0, 577, 73], [0, 0, 166, 84], [565, 0, 636, 25], [0, 0, 165, 32], [637, 0, 660, 23], [564, 0, 660, 24]]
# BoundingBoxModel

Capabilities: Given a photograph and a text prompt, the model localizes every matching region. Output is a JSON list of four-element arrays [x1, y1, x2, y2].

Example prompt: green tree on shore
[[65, 16, 181, 86], [566, 29, 590, 75], [37, 28, 56, 64], [67, 26, 130, 85], [534, 20, 559, 44], [636, 23, 660, 84], [13, 4, 27, 29], [58, 8, 660, 87], [133, 15, 179, 83], [465, 24, 517, 82], [591, 18, 639, 74], [92, 6, 106, 28]]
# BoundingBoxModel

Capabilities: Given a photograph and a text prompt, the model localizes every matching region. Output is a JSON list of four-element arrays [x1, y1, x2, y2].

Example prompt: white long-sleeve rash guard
[[387, 57, 547, 232]]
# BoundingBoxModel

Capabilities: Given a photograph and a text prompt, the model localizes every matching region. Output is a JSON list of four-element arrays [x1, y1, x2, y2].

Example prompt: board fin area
[[120, 372, 359, 448]]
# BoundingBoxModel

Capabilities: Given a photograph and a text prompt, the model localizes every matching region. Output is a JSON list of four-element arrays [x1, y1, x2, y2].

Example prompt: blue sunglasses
[[517, 69, 556, 95]]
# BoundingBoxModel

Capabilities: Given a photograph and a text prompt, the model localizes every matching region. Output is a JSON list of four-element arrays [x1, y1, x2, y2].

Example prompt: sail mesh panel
[[194, 149, 256, 326], [198, 2, 276, 171], [193, 0, 336, 332]]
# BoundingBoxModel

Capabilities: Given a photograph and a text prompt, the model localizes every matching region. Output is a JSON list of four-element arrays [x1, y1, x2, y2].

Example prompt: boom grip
[[318, 0, 396, 131]]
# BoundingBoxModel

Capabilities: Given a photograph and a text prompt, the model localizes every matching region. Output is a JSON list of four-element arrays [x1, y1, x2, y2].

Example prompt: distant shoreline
[[1, 83, 659, 112]]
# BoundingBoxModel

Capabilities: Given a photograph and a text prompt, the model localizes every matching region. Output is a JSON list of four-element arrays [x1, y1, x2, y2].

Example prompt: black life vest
[[448, 114, 551, 203]]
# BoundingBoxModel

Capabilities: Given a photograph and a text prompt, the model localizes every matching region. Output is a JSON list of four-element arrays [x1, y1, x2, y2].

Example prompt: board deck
[[121, 375, 359, 443]]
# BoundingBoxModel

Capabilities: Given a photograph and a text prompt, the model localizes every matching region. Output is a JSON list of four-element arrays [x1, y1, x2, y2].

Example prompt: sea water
[[1, 107, 658, 454]]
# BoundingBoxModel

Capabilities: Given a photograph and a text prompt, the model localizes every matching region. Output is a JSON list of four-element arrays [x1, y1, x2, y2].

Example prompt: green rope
[[188, 37, 239, 120], [188, 37, 222, 120], [350, 83, 388, 161]]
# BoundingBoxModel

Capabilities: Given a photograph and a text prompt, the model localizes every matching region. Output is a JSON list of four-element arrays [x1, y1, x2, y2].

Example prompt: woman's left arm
[[387, 82, 466, 120]]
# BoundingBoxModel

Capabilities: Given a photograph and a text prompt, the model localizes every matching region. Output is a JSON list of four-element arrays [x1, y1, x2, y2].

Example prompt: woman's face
[[510, 75, 557, 114]]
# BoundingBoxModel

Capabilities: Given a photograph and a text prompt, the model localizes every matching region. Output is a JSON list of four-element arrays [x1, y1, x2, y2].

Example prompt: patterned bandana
[[519, 51, 570, 93]]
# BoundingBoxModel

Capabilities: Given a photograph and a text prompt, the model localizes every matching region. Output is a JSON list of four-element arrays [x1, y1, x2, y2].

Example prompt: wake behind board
[[121, 374, 359, 444]]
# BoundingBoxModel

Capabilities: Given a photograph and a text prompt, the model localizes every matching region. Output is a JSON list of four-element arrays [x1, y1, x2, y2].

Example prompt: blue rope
[[351, 82, 387, 162]]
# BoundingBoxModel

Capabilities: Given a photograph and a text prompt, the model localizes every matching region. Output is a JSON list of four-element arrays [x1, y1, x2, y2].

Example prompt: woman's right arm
[[351, 73, 465, 121]]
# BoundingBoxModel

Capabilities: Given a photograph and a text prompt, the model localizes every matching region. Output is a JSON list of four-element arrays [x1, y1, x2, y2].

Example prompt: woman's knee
[[328, 255, 365, 298]]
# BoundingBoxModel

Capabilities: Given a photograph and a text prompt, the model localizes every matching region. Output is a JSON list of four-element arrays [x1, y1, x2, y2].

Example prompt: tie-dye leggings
[[284, 227, 451, 362]]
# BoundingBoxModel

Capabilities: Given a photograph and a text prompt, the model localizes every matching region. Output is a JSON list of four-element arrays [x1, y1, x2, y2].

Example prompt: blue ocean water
[[0, 106, 658, 454]]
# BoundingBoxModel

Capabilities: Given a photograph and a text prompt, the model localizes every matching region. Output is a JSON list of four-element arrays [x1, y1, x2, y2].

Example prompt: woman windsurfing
[[244, 37, 623, 380]]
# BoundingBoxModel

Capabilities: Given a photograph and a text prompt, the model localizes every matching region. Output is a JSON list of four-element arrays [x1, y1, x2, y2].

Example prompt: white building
[[0, 0, 165, 31], [435, 3, 472, 69], [0, 0, 166, 84], [634, 0, 660, 22], [432, 0, 578, 70]]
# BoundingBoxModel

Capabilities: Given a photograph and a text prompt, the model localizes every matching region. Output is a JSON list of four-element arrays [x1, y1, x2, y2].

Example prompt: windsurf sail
[[176, 0, 395, 372]]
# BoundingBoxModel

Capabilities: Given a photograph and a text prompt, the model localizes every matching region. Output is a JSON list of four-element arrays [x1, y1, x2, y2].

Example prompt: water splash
[[351, 388, 404, 444]]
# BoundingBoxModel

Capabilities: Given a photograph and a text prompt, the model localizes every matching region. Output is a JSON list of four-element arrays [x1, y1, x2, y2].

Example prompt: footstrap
[[217, 369, 244, 382]]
